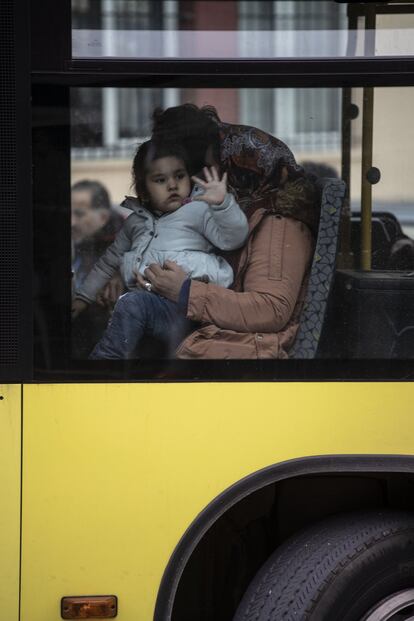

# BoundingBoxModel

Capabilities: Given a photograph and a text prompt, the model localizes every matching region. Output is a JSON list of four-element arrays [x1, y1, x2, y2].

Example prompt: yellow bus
[[2, 1, 414, 620]]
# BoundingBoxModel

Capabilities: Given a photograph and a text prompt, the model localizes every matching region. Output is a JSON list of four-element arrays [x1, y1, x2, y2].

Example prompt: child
[[72, 140, 248, 359]]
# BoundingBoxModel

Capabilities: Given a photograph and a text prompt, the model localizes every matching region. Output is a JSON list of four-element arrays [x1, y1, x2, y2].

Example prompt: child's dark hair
[[132, 140, 190, 200]]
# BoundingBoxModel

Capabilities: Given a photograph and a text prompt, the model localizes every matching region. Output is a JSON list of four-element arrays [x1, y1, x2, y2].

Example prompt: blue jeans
[[90, 290, 194, 360]]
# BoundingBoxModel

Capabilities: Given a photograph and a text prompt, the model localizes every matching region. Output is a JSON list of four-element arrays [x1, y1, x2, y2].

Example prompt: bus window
[[50, 83, 411, 368], [321, 84, 414, 360], [30, 3, 414, 380], [70, 0, 414, 60], [69, 86, 344, 363]]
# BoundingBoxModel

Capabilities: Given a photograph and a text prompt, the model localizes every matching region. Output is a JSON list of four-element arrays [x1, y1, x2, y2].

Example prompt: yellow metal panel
[[0, 385, 21, 621], [21, 382, 414, 621]]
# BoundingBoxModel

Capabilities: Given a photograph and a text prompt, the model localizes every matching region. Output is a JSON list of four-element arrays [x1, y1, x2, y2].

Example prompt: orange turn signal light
[[61, 595, 117, 619]]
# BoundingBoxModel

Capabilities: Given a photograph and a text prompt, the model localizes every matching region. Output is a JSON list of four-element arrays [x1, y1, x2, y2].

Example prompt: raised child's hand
[[192, 167, 228, 206]]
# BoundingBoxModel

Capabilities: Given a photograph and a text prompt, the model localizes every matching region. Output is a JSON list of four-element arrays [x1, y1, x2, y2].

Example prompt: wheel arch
[[154, 454, 414, 621]]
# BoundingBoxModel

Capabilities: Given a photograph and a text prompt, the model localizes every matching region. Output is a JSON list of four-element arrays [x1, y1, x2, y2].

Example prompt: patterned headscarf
[[218, 122, 319, 235]]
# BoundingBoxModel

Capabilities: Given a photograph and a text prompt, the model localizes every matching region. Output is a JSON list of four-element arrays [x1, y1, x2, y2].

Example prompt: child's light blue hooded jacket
[[75, 188, 248, 303]]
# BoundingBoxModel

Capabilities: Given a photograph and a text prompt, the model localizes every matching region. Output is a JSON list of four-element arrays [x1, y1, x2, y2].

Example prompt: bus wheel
[[232, 511, 414, 621]]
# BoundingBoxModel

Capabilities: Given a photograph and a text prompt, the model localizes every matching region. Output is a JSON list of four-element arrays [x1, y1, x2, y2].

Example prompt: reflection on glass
[[70, 86, 414, 362], [70, 86, 343, 360], [71, 86, 414, 245], [71, 1, 414, 59]]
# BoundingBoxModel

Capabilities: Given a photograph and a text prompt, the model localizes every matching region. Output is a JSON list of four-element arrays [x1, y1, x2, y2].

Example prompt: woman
[[139, 104, 319, 359]]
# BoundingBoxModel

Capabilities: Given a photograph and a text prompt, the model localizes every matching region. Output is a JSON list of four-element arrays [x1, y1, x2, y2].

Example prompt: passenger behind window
[[72, 141, 249, 359], [71, 180, 124, 289], [71, 180, 124, 357], [142, 104, 318, 360]]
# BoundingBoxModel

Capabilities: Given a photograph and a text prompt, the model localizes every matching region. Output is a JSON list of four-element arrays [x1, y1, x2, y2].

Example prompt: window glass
[[71, 1, 414, 60], [349, 87, 414, 240], [32, 84, 414, 379], [65, 86, 414, 369]]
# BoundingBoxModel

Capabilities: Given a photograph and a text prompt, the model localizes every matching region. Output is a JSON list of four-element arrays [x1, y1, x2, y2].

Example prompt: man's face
[[71, 189, 109, 244]]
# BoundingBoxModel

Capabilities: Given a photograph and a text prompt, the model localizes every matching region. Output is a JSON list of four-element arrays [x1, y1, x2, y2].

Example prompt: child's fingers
[[203, 167, 213, 182], [211, 166, 219, 182], [221, 171, 228, 185], [191, 175, 207, 187]]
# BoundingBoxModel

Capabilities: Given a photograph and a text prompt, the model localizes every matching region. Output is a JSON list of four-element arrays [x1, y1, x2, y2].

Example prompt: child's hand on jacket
[[192, 166, 228, 206]]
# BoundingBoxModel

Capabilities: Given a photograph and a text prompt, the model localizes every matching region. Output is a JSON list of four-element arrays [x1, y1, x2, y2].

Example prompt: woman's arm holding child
[[185, 217, 313, 332], [143, 217, 313, 333]]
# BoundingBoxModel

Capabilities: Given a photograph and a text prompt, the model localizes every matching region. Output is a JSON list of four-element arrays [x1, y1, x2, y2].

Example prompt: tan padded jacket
[[176, 209, 314, 359]]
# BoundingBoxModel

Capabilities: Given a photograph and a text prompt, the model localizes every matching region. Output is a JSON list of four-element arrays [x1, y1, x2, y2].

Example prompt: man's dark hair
[[132, 139, 191, 200], [71, 180, 111, 210], [151, 103, 221, 175]]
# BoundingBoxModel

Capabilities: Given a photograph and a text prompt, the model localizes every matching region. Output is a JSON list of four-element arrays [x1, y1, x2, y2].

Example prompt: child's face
[[145, 156, 191, 213]]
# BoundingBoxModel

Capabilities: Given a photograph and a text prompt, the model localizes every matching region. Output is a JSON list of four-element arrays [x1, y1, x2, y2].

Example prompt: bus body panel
[[0, 385, 21, 621], [20, 382, 414, 620]]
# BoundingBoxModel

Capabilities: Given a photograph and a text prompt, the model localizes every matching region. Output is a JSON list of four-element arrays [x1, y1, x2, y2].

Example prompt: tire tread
[[234, 511, 414, 621]]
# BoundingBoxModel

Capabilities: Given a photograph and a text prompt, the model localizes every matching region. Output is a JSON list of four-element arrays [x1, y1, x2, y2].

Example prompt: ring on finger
[[144, 281, 152, 292]]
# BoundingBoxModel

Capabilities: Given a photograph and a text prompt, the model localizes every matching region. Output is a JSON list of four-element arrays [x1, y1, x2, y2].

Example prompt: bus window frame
[[32, 0, 414, 87], [30, 0, 414, 382]]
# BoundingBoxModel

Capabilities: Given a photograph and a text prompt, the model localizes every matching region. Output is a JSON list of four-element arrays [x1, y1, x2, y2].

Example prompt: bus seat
[[351, 214, 394, 269], [290, 177, 346, 359], [351, 211, 411, 269], [374, 211, 404, 239]]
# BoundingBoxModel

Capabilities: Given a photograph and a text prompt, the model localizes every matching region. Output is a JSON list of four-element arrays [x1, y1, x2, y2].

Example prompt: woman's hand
[[192, 166, 228, 206], [136, 261, 188, 303], [72, 298, 88, 319]]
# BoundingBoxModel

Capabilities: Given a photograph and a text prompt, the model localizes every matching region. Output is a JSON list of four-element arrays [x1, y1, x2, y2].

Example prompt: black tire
[[233, 511, 414, 621]]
